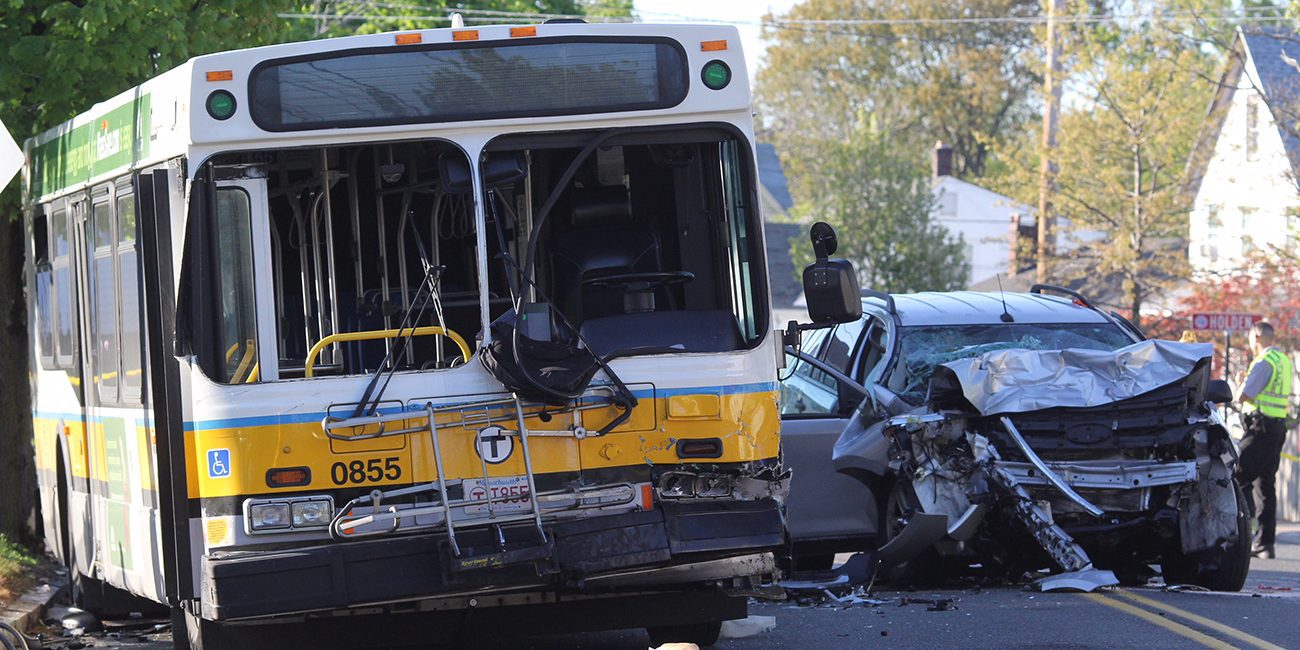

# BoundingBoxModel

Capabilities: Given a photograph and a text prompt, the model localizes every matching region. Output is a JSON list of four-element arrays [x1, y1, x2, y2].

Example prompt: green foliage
[[789, 115, 968, 293], [282, 1, 630, 39], [0, 532, 37, 602], [756, 0, 1041, 180]]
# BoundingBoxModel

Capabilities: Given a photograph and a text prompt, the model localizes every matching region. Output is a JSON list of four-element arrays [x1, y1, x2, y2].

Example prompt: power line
[[278, 1, 1295, 37]]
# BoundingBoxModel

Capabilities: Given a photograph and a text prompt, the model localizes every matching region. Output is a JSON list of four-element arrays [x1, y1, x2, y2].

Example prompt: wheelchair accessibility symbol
[[208, 448, 231, 479]]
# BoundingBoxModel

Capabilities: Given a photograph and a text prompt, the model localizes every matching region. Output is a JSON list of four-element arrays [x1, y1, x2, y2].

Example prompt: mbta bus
[[22, 21, 784, 649]]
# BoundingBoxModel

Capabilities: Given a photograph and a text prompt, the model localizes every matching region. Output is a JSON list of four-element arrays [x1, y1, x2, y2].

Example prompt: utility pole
[[1037, 0, 1065, 285]]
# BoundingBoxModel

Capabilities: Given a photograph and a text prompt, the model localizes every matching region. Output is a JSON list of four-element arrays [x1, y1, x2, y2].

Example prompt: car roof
[[863, 291, 1115, 327]]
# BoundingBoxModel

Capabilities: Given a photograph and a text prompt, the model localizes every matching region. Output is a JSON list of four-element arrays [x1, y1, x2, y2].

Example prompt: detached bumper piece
[[200, 498, 782, 620]]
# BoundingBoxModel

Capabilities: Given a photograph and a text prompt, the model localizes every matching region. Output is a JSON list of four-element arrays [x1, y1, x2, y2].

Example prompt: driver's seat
[[550, 185, 662, 323]]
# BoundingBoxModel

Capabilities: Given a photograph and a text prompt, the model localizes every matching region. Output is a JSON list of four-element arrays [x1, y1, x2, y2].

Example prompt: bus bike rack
[[321, 390, 637, 564]]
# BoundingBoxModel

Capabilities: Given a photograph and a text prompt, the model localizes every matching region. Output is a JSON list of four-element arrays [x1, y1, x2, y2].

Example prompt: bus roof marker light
[[453, 30, 479, 41], [205, 70, 234, 82], [701, 60, 731, 91], [394, 33, 422, 45], [206, 90, 237, 120], [510, 26, 537, 38], [700, 40, 728, 52]]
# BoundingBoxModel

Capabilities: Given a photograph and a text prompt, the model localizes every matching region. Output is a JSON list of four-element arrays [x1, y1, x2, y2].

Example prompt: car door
[[781, 317, 879, 550]]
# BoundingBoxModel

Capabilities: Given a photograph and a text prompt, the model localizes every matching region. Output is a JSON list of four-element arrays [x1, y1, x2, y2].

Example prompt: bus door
[[211, 177, 279, 383], [68, 195, 100, 581], [81, 186, 156, 592]]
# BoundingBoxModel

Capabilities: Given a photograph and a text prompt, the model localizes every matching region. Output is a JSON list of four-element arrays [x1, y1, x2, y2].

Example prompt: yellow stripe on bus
[[186, 391, 779, 499]]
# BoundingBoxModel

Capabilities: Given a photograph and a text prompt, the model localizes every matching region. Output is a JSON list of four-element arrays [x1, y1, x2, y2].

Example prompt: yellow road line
[[1281, 452, 1299, 463], [1082, 593, 1235, 650], [1113, 590, 1285, 650]]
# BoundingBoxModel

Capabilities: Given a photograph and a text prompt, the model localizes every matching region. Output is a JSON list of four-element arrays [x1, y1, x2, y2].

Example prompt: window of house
[[1206, 204, 1223, 229], [1246, 94, 1260, 162]]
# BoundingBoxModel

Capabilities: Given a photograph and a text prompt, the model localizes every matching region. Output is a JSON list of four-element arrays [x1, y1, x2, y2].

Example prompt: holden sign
[[1190, 312, 1262, 333]]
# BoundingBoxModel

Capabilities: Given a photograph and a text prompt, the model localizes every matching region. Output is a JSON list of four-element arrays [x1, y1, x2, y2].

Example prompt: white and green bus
[[22, 19, 786, 649]]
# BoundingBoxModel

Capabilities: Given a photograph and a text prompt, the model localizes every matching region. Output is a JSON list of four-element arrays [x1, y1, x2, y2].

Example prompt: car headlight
[[248, 502, 291, 530], [292, 500, 332, 528]]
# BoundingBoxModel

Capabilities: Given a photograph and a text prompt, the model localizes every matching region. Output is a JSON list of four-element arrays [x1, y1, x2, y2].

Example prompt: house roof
[[756, 143, 794, 213], [1242, 28, 1300, 175], [1187, 27, 1300, 196], [764, 221, 803, 309]]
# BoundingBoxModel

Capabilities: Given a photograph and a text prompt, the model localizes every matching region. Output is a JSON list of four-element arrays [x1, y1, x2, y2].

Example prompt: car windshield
[[890, 322, 1136, 404]]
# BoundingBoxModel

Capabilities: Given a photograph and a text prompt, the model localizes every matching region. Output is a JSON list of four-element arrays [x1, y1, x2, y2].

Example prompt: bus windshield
[[190, 126, 767, 383]]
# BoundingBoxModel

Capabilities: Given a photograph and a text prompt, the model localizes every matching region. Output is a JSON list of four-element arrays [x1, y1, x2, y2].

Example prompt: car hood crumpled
[[934, 340, 1214, 416]]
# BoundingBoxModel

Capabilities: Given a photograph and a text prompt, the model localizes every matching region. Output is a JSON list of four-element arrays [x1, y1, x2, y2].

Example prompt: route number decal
[[330, 456, 402, 485]]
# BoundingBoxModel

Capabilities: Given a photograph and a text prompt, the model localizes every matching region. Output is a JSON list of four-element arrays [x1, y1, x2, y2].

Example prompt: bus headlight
[[248, 502, 291, 530], [292, 500, 332, 528], [244, 496, 334, 534]]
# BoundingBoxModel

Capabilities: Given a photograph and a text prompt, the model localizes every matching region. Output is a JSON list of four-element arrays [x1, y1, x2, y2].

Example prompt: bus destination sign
[[1190, 312, 1262, 332]]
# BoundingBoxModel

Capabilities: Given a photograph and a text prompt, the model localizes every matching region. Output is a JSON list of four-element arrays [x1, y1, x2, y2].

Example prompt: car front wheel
[[1162, 481, 1251, 592]]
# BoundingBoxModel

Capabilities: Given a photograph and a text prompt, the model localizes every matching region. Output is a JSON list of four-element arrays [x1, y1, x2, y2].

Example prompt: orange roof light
[[205, 70, 234, 82], [510, 26, 537, 38], [700, 40, 728, 52], [453, 29, 479, 41], [394, 32, 422, 45]]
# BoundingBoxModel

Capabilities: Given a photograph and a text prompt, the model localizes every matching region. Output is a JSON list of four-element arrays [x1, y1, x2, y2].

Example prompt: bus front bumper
[[198, 498, 782, 620]]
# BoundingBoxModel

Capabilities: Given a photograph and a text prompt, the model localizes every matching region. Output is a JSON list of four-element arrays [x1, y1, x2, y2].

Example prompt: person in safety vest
[[1235, 320, 1293, 559]]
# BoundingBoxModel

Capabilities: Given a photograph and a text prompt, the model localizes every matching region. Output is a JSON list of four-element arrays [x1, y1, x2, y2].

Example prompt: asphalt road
[[51, 526, 1300, 650]]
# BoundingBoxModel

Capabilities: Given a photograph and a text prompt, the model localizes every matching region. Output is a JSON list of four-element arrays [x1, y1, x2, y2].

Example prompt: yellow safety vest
[[1244, 348, 1293, 419]]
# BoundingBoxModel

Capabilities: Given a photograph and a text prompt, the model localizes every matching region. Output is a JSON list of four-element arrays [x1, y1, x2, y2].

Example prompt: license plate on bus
[[463, 476, 531, 516]]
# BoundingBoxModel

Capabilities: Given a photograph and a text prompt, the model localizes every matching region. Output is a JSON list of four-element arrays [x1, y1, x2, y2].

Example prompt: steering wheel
[[583, 271, 695, 293]]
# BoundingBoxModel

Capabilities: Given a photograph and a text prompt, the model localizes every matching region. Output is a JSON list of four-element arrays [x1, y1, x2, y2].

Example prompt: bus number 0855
[[330, 457, 402, 485]]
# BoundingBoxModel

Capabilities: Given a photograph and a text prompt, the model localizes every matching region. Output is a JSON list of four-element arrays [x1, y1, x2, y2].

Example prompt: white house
[[930, 143, 1038, 287], [1188, 27, 1300, 276]]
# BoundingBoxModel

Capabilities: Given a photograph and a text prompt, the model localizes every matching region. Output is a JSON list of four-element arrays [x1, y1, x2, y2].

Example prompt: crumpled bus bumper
[[199, 498, 782, 620]]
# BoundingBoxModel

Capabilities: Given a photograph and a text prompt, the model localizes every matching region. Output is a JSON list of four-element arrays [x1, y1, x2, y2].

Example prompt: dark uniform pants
[[1237, 412, 1288, 547]]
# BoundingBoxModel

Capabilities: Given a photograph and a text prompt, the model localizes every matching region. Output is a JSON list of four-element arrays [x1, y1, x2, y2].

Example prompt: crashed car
[[783, 286, 1248, 590]]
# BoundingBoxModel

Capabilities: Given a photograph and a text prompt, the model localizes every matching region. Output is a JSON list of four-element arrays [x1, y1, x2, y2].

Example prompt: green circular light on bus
[[206, 90, 237, 120], [701, 60, 731, 90]]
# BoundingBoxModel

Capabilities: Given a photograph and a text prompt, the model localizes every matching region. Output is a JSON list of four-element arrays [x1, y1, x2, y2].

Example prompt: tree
[[1047, 19, 1221, 326], [755, 0, 1042, 180], [0, 1, 290, 541], [282, 1, 630, 39], [789, 116, 969, 293]]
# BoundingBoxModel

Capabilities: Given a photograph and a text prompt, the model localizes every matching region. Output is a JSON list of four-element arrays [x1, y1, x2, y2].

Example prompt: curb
[[1, 574, 67, 634]]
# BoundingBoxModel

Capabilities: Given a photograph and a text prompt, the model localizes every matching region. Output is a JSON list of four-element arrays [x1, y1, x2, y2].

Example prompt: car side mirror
[[802, 222, 862, 325], [1207, 379, 1233, 404]]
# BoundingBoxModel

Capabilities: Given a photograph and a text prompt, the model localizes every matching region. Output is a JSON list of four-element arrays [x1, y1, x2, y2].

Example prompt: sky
[[633, 0, 801, 79]]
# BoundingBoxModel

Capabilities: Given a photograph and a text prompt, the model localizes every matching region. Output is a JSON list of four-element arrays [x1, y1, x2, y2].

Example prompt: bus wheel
[[173, 605, 232, 650], [646, 620, 723, 648], [56, 448, 97, 608]]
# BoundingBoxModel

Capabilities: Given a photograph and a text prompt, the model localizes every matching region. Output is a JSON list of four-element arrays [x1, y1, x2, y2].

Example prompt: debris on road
[[719, 615, 776, 639]]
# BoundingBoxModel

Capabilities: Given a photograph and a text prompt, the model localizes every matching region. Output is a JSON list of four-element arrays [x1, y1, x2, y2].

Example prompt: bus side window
[[91, 196, 120, 403], [214, 188, 258, 384], [33, 212, 55, 368], [117, 190, 143, 402], [51, 207, 74, 367]]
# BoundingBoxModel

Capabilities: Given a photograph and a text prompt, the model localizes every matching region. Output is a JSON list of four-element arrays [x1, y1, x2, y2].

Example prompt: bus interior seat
[[549, 184, 662, 322]]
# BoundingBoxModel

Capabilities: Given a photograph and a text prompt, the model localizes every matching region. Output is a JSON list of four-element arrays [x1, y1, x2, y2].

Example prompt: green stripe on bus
[[30, 94, 151, 197]]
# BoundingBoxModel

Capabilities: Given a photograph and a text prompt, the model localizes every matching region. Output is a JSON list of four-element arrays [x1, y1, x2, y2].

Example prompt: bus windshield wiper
[[352, 217, 445, 419]]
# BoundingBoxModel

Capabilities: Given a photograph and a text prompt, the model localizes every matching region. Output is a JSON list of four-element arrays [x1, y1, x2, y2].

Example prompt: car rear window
[[891, 322, 1136, 403]]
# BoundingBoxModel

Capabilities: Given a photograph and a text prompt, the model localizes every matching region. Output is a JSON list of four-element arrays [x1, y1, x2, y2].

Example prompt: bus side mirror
[[802, 222, 862, 325]]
